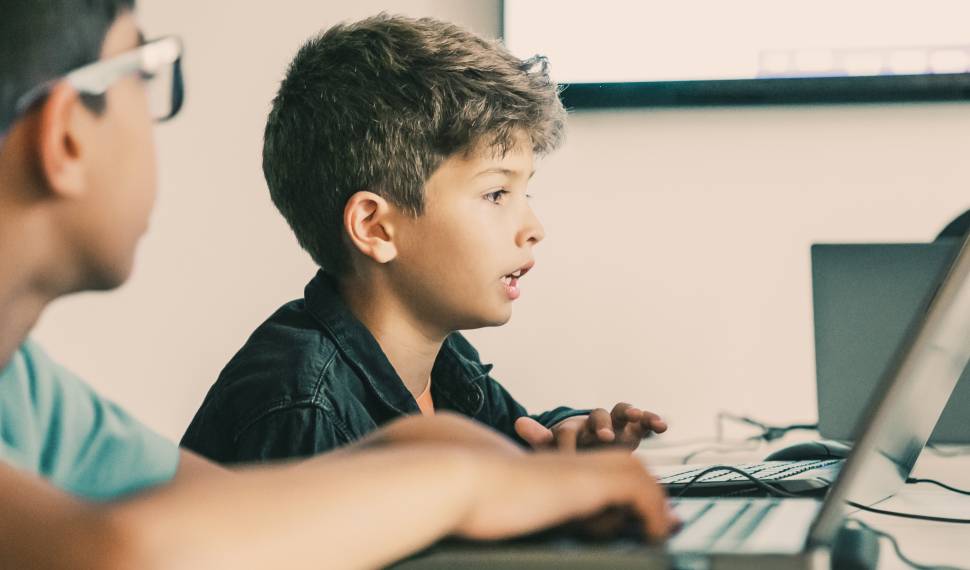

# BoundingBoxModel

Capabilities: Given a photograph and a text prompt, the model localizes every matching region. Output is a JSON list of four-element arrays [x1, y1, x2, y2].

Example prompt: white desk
[[639, 441, 970, 570], [856, 451, 970, 570]]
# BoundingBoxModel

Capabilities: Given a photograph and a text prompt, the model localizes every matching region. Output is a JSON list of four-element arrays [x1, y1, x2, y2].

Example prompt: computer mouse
[[763, 440, 852, 462]]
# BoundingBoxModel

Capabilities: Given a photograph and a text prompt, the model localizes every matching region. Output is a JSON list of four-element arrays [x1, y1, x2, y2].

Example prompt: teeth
[[511, 270, 522, 278]]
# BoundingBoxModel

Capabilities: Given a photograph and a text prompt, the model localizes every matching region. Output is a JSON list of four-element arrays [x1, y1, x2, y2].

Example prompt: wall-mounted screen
[[502, 0, 970, 107]]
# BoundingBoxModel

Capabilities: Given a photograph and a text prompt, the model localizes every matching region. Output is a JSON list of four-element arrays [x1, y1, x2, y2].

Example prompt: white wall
[[32, 1, 970, 442]]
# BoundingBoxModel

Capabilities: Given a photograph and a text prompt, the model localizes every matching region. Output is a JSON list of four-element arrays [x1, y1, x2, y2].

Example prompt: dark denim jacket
[[181, 271, 587, 463]]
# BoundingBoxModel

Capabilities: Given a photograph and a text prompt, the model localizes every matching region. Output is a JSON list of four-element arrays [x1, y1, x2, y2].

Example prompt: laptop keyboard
[[668, 498, 775, 551], [659, 459, 841, 485]]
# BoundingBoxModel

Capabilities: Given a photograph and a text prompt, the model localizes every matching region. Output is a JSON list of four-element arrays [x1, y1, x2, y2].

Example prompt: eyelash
[[484, 189, 509, 204]]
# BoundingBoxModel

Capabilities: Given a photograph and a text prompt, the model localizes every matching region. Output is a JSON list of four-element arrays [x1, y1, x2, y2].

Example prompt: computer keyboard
[[668, 498, 776, 551], [659, 459, 842, 485]]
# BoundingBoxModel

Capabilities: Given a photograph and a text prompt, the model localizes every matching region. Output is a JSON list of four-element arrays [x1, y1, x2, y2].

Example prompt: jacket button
[[467, 389, 483, 408]]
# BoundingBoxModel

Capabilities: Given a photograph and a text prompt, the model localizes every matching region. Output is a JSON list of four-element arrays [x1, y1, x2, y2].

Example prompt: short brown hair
[[262, 14, 566, 275]]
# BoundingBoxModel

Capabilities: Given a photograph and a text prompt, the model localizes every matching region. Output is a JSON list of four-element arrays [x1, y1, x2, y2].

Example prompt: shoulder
[[1, 340, 94, 409], [1, 342, 179, 498], [225, 299, 339, 395], [188, 300, 345, 434]]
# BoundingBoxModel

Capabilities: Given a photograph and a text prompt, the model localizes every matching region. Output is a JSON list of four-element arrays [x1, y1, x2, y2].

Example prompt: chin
[[85, 255, 136, 292], [481, 307, 514, 328], [454, 307, 512, 330]]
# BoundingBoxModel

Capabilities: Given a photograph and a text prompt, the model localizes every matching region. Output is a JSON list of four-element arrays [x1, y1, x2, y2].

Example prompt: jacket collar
[[303, 271, 486, 416]]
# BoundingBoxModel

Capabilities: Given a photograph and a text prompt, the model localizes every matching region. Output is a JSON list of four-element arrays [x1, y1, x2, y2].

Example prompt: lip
[[503, 260, 534, 280]]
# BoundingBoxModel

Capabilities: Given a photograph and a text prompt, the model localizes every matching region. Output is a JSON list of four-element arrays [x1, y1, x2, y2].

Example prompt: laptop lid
[[812, 240, 970, 443], [808, 233, 970, 544]]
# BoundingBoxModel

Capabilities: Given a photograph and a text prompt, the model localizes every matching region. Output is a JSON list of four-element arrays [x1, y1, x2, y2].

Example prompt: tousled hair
[[263, 14, 566, 275]]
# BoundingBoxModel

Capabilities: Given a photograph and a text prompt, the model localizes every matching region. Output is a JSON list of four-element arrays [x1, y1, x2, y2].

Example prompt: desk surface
[[397, 439, 969, 569], [639, 439, 970, 570]]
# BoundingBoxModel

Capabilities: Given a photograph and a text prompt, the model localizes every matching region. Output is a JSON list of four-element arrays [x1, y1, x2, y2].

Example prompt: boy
[[182, 14, 668, 463], [0, 2, 676, 568]]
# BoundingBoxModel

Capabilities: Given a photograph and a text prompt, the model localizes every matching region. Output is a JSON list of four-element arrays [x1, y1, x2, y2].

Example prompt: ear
[[343, 191, 398, 264], [35, 82, 88, 199]]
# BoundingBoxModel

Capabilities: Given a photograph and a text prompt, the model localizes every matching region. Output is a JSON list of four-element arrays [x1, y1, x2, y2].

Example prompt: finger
[[575, 452, 678, 540], [633, 467, 677, 541], [639, 411, 668, 434], [555, 421, 580, 452], [621, 454, 675, 540], [617, 421, 649, 449], [514, 417, 555, 449], [587, 409, 615, 443], [576, 506, 630, 540], [610, 402, 636, 430]]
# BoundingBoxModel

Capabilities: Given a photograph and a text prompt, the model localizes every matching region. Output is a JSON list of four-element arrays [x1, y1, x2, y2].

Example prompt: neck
[[0, 288, 49, 367], [0, 200, 69, 367], [338, 272, 447, 398], [0, 133, 77, 367], [0, 217, 57, 367]]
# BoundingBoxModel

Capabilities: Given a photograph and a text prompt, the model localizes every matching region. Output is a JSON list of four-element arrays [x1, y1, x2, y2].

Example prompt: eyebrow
[[474, 168, 537, 179]]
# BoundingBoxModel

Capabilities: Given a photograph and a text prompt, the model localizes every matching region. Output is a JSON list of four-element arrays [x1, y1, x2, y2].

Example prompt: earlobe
[[343, 191, 398, 264], [36, 83, 86, 199]]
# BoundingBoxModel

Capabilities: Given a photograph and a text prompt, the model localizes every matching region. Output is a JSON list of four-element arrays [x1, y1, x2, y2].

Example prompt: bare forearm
[[107, 446, 479, 570], [351, 412, 523, 456], [1, 421, 674, 569]]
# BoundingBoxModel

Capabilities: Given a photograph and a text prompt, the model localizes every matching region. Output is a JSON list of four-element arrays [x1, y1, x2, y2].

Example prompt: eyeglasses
[[12, 35, 184, 127]]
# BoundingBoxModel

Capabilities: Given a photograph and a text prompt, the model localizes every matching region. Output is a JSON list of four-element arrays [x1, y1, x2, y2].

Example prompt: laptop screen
[[812, 241, 970, 443], [809, 234, 970, 543]]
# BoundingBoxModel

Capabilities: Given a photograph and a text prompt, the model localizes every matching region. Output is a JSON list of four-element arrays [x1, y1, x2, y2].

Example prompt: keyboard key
[[668, 500, 750, 552], [708, 499, 777, 552]]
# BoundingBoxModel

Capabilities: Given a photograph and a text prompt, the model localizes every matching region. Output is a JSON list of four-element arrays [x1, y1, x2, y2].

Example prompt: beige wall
[[31, 1, 970, 442]]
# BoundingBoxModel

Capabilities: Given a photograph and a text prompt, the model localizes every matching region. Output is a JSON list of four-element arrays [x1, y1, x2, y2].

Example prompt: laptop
[[394, 233, 970, 569], [812, 240, 970, 443], [651, 239, 970, 497]]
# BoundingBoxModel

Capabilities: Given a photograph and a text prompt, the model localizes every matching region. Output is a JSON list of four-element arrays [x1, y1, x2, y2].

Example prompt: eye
[[138, 69, 158, 82], [484, 189, 509, 204]]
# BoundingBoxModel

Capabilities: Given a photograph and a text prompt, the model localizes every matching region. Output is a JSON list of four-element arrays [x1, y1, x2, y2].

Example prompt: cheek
[[429, 214, 496, 276], [85, 93, 158, 250], [113, 90, 158, 219]]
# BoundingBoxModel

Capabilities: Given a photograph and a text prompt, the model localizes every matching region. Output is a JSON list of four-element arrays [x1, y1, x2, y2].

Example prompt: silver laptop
[[812, 240, 970, 443], [394, 233, 970, 569]]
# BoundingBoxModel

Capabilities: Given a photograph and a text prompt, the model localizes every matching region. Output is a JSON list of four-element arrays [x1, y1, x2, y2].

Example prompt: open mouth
[[500, 262, 534, 291]]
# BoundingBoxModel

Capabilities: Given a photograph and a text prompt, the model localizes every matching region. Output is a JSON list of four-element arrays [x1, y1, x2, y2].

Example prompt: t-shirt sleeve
[[0, 341, 179, 501]]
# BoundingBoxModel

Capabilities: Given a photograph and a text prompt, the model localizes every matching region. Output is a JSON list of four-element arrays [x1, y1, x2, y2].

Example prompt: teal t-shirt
[[0, 341, 179, 500]]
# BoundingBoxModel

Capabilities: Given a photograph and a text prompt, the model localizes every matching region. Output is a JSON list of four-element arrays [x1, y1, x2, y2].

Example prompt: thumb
[[514, 417, 555, 449]]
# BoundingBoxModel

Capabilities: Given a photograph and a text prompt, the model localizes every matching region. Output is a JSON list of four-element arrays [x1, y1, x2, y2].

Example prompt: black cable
[[673, 467, 969, 567], [715, 412, 818, 443], [673, 465, 803, 499], [848, 519, 967, 570], [680, 443, 760, 465], [645, 412, 817, 463], [847, 501, 970, 524], [676, 465, 970, 523], [907, 477, 970, 496]]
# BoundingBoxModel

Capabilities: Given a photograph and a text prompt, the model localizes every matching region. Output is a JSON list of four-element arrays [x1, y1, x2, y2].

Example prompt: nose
[[516, 203, 545, 248]]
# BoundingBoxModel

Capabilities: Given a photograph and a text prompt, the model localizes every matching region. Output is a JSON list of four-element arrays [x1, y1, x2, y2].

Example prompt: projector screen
[[502, 0, 970, 107]]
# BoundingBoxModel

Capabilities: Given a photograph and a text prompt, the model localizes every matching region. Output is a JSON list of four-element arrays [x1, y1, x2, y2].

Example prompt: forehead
[[452, 134, 536, 178]]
